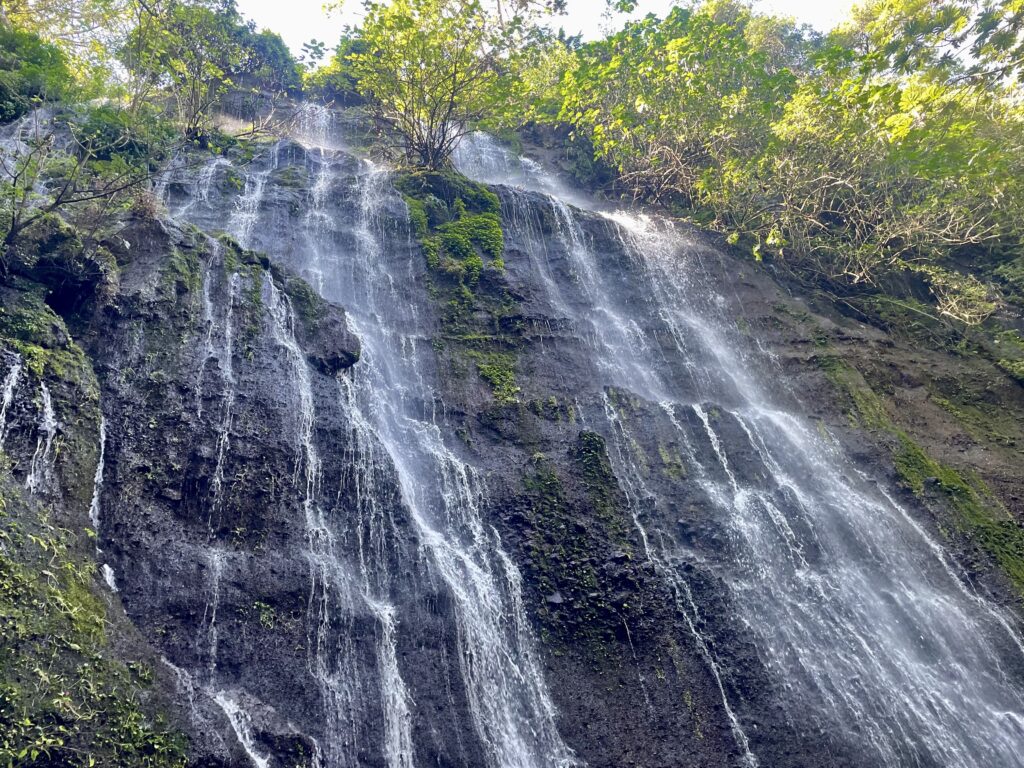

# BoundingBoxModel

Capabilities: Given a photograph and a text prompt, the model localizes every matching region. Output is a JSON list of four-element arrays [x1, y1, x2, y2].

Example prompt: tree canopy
[[345, 0, 560, 168], [1, 0, 1023, 325], [553, 0, 1024, 323]]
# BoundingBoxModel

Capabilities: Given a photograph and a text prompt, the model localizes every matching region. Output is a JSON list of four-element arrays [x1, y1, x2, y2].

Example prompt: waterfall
[[213, 690, 272, 768], [217, 137, 579, 766], [0, 353, 22, 449], [198, 547, 227, 678], [603, 393, 759, 767], [201, 261, 242, 527], [306, 154, 578, 768], [88, 417, 106, 531], [265, 275, 384, 768], [229, 142, 280, 248], [456, 135, 1024, 768], [157, 116, 1024, 767], [25, 383, 56, 495], [294, 103, 338, 150], [88, 417, 117, 591]]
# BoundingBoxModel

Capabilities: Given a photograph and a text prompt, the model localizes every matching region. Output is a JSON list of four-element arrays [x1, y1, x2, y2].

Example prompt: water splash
[[339, 161, 578, 768], [239, 142, 579, 766], [293, 103, 340, 150], [87, 417, 119, 591], [229, 142, 281, 248], [208, 270, 242, 526], [199, 547, 227, 679], [88, 416, 107, 531], [101, 564, 118, 592]]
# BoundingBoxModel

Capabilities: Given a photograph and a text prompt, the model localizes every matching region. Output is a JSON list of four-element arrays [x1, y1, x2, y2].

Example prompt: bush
[[0, 25, 73, 123], [72, 105, 175, 171]]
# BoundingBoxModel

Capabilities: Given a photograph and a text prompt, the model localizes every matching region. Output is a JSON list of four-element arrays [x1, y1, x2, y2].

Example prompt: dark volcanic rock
[[4, 126, 1023, 768]]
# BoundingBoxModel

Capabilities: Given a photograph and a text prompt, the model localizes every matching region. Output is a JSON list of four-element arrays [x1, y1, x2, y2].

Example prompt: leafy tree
[[348, 0, 557, 168], [0, 24, 74, 123], [238, 28, 302, 94], [844, 0, 1024, 85], [0, 108, 172, 278], [301, 38, 328, 70], [561, 0, 803, 205], [306, 33, 368, 104], [763, 45, 1022, 293], [0, 0, 159, 94], [126, 0, 248, 140], [558, 0, 1024, 323]]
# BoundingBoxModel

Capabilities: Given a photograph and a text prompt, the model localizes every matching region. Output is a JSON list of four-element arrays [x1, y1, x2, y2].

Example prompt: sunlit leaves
[[350, 0, 553, 167], [557, 0, 1024, 321]]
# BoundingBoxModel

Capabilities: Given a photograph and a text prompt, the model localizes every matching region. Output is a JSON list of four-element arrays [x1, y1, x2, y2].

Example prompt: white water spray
[[0, 355, 22, 449], [25, 383, 56, 494]]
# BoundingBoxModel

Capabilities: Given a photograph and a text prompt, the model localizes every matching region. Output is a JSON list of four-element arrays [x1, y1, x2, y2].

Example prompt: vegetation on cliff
[[1, 0, 1024, 762], [3, 0, 1023, 330]]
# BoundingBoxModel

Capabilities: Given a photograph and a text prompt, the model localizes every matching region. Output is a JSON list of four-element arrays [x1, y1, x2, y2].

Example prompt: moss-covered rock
[[821, 354, 1024, 596], [399, 168, 519, 404], [0, 479, 186, 768]]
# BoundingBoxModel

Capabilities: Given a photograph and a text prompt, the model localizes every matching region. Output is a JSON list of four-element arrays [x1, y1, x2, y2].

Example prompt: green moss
[[399, 168, 521, 403], [283, 273, 325, 324], [658, 443, 687, 480], [395, 169, 500, 216], [572, 432, 631, 541], [997, 358, 1024, 385], [528, 396, 571, 422], [929, 394, 1018, 446], [439, 213, 504, 261], [243, 600, 278, 630], [0, 289, 92, 383], [994, 254, 1024, 300], [469, 350, 520, 404], [163, 246, 201, 295], [521, 466, 604, 642], [893, 433, 1024, 592], [404, 195, 430, 239], [821, 354, 1024, 596], [398, 170, 505, 281], [819, 355, 889, 431], [0, 486, 186, 767], [274, 165, 308, 189]]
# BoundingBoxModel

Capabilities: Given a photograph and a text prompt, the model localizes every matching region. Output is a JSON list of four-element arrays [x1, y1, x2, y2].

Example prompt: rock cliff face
[[2, 118, 1023, 768]]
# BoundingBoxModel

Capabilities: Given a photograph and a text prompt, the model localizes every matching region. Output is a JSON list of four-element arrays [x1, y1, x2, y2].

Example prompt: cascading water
[[88, 417, 118, 592], [265, 274, 393, 768], [229, 143, 281, 246], [0, 353, 22, 449], [456, 134, 1024, 768], [149, 108, 1024, 766], [206, 268, 241, 524], [213, 690, 272, 768], [296, 153, 577, 768], [87, 417, 106, 532], [25, 382, 56, 495], [294, 103, 340, 151], [181, 126, 580, 767]]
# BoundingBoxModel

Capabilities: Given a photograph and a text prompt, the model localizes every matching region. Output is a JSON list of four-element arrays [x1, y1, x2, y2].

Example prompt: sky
[[235, 0, 858, 56]]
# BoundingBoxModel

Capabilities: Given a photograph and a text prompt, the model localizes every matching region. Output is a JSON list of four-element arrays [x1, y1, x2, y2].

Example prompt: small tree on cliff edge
[[348, 0, 550, 169]]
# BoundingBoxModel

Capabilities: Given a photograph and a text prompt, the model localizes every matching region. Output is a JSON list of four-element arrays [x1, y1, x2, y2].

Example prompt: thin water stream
[[455, 132, 1024, 768]]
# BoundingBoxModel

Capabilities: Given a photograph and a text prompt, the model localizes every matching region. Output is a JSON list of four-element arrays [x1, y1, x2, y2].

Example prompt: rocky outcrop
[[3, 127, 1023, 768]]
